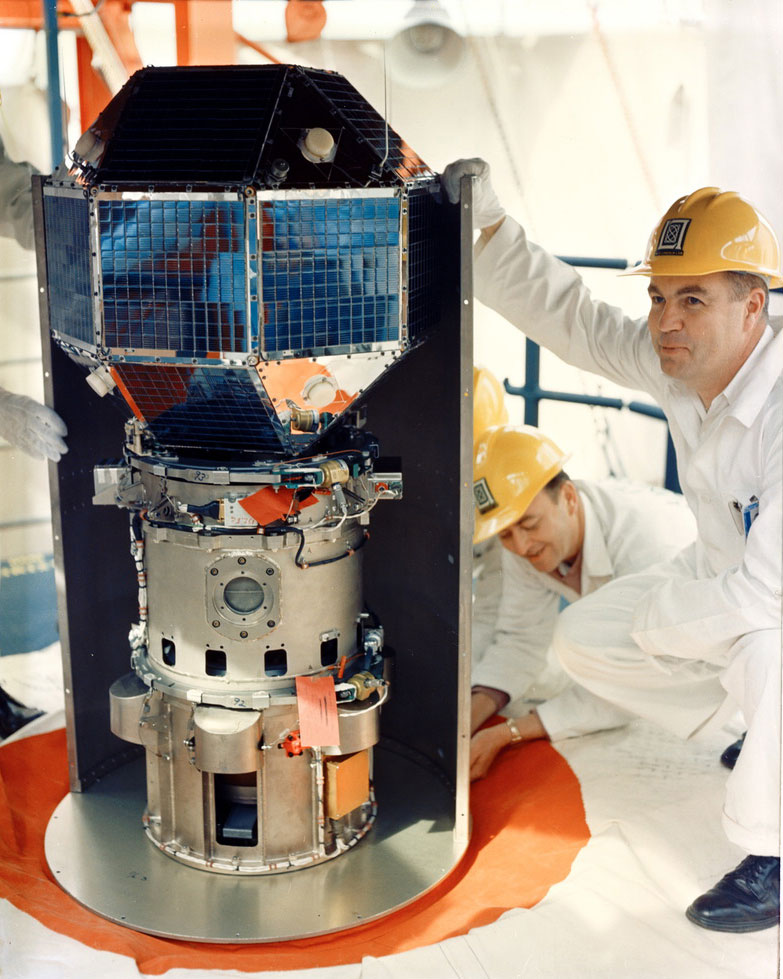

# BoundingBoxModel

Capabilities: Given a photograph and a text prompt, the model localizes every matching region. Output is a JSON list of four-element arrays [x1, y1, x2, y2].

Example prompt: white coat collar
[[719, 324, 781, 428], [578, 486, 614, 588], [662, 321, 781, 437]]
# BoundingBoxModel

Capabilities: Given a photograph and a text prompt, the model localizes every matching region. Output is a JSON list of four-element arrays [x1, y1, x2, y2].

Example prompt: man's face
[[647, 273, 765, 405], [498, 483, 578, 574]]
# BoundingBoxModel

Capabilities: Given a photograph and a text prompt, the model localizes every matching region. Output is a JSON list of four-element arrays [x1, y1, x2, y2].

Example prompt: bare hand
[[470, 724, 511, 781]]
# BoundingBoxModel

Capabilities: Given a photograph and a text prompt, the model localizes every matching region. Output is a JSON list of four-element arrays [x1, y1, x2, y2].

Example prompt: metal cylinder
[[111, 461, 389, 874]]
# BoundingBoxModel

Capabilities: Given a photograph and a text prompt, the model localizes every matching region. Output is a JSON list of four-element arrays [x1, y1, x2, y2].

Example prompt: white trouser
[[546, 570, 781, 856], [537, 682, 632, 741]]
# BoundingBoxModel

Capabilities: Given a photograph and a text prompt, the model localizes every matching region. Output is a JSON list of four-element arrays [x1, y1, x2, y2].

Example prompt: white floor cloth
[[0, 647, 778, 979]]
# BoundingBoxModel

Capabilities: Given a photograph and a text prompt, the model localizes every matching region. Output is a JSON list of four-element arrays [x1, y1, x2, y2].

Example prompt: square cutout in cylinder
[[264, 649, 287, 676], [325, 750, 370, 819], [162, 638, 176, 666], [205, 649, 227, 676]]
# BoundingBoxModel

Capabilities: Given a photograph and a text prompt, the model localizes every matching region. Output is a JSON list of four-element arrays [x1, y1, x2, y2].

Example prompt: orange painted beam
[[75, 34, 112, 129], [97, 0, 143, 76], [0, 0, 76, 30], [174, 0, 236, 66]]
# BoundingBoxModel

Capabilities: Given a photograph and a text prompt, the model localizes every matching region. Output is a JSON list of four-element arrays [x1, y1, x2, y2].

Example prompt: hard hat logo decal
[[656, 218, 691, 256], [473, 477, 497, 514]]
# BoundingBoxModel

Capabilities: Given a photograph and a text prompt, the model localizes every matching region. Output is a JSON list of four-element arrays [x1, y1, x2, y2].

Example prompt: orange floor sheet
[[0, 727, 589, 974]]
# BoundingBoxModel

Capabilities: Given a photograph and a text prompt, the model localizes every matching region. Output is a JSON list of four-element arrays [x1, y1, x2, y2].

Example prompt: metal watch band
[[506, 718, 523, 743]]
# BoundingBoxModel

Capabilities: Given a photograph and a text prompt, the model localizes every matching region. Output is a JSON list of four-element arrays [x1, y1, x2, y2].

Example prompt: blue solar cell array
[[114, 363, 289, 454], [99, 199, 249, 356], [260, 197, 401, 355], [44, 195, 94, 347]]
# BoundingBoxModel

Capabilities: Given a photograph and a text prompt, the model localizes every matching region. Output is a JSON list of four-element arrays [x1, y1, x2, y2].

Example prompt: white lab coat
[[475, 216, 782, 855], [472, 479, 697, 702], [0, 141, 36, 249]]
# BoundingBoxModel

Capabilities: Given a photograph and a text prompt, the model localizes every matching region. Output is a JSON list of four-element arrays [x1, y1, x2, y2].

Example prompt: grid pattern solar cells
[[95, 67, 280, 184], [44, 195, 94, 347], [312, 73, 433, 182], [99, 199, 249, 356], [406, 188, 439, 342], [113, 363, 288, 454], [260, 197, 401, 356]]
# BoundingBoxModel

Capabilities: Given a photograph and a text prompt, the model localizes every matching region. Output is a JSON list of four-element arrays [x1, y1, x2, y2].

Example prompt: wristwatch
[[505, 718, 523, 743]]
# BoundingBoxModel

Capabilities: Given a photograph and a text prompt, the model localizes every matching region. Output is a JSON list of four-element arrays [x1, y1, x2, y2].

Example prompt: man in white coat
[[470, 425, 696, 775], [0, 135, 66, 737], [0, 135, 67, 462], [443, 161, 782, 934]]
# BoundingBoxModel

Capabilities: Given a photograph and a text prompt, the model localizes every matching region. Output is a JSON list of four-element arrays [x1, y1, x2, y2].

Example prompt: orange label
[[295, 676, 340, 747]]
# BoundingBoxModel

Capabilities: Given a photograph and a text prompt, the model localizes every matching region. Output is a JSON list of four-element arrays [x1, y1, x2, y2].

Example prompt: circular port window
[[223, 576, 264, 615]]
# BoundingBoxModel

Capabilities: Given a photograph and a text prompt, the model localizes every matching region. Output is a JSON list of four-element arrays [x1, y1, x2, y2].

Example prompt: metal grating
[[260, 197, 400, 356], [99, 199, 249, 356], [96, 68, 281, 184], [113, 363, 288, 454], [44, 195, 94, 347]]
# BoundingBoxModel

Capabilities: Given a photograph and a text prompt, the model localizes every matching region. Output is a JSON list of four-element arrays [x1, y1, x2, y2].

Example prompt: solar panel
[[44, 194, 94, 348], [259, 196, 400, 357], [96, 67, 280, 185], [99, 199, 249, 356], [406, 187, 439, 343], [310, 72, 434, 182], [113, 363, 288, 455]]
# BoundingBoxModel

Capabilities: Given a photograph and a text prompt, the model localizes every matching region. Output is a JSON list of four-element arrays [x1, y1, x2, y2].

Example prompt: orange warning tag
[[295, 676, 340, 747]]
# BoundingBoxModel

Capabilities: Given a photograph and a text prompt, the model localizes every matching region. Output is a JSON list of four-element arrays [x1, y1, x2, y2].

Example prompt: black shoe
[[686, 855, 780, 933], [0, 685, 44, 739], [720, 732, 746, 770]]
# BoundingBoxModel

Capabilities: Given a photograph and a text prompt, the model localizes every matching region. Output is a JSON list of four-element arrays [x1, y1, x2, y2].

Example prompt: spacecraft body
[[40, 65, 440, 874]]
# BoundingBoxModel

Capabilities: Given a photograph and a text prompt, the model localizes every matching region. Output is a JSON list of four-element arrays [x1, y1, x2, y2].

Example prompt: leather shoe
[[720, 732, 746, 770], [686, 855, 780, 932], [0, 685, 44, 740]]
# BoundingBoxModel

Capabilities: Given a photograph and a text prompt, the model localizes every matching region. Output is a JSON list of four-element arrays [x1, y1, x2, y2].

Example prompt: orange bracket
[[285, 0, 326, 43]]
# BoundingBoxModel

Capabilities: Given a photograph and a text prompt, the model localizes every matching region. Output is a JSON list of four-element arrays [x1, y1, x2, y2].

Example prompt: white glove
[[0, 388, 68, 461], [440, 158, 506, 230]]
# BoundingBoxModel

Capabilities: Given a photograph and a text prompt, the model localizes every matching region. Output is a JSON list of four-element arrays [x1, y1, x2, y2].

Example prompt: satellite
[[37, 65, 469, 939]]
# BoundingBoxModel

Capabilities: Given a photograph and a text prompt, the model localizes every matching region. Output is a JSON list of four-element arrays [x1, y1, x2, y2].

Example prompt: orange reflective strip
[[110, 367, 145, 421]]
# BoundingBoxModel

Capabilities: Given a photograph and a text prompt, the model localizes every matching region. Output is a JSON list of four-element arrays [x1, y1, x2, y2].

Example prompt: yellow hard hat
[[473, 366, 508, 439], [473, 425, 569, 544], [622, 187, 783, 288]]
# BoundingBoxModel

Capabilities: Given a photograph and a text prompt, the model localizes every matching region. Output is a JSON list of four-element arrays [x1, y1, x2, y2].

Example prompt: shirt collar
[[664, 323, 781, 430], [718, 324, 781, 427], [578, 487, 614, 584]]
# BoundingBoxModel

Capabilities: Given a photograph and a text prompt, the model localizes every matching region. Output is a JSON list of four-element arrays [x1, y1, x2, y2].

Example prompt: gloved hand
[[0, 388, 68, 461], [440, 158, 506, 230]]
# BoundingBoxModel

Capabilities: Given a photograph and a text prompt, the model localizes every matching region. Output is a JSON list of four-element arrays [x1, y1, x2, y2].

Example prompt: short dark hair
[[725, 271, 769, 319], [542, 469, 570, 499]]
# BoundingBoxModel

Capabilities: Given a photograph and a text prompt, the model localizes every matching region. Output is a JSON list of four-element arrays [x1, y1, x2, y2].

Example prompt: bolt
[[240, 630, 248, 638], [238, 557, 246, 565], [267, 620, 275, 628], [210, 568, 218, 576], [212, 620, 220, 628], [266, 568, 274, 576]]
